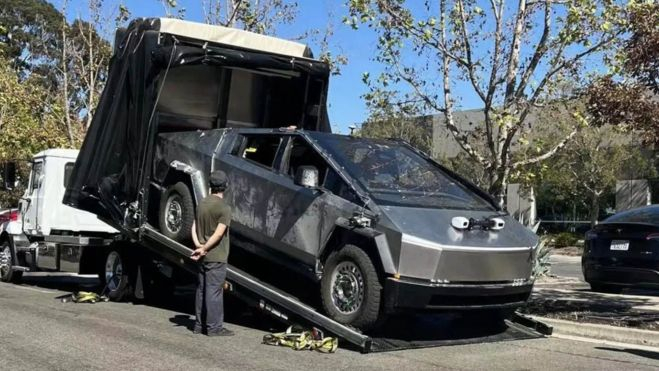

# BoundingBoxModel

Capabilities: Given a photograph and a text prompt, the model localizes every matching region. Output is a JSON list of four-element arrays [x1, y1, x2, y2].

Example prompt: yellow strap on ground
[[262, 326, 338, 353]]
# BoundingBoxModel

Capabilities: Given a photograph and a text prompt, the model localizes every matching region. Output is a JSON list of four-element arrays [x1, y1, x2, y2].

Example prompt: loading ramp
[[139, 225, 552, 353]]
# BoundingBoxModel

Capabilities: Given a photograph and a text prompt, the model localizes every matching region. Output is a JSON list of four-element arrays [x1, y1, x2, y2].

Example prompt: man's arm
[[200, 222, 228, 253], [190, 221, 207, 261], [191, 221, 202, 249]]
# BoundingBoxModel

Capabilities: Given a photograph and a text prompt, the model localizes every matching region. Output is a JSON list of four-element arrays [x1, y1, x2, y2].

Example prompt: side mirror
[[2, 162, 16, 191], [294, 166, 319, 189]]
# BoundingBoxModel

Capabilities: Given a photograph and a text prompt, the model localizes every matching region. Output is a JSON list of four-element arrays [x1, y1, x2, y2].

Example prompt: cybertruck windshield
[[312, 134, 496, 210]]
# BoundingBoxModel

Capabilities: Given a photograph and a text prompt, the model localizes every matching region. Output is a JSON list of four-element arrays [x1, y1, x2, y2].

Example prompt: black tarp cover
[[63, 18, 331, 226]]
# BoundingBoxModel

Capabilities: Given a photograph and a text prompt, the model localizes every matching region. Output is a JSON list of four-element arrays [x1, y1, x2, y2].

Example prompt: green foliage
[[0, 58, 72, 206], [553, 232, 580, 249], [533, 237, 552, 278], [533, 125, 656, 223], [0, 0, 64, 77]]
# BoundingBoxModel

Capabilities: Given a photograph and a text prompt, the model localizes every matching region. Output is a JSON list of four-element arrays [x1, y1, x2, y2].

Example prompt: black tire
[[100, 249, 133, 301], [320, 245, 382, 330], [590, 282, 623, 294], [0, 239, 22, 283], [159, 182, 195, 243], [141, 268, 175, 304]]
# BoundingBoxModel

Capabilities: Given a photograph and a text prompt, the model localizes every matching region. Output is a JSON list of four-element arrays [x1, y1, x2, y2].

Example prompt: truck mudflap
[[139, 225, 551, 353]]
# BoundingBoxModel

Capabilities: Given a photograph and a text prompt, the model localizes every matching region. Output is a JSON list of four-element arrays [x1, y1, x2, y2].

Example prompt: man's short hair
[[209, 170, 228, 193]]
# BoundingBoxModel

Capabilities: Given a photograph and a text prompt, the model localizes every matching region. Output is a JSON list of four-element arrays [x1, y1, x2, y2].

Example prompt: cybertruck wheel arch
[[165, 161, 208, 205], [319, 225, 397, 278]]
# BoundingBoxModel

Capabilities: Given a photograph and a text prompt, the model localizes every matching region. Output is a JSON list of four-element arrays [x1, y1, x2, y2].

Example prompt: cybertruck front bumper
[[383, 277, 534, 312]]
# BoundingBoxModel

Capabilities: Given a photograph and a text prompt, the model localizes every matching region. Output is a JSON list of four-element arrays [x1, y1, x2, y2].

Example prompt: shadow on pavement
[[596, 347, 659, 361], [526, 288, 655, 315], [18, 271, 541, 351]]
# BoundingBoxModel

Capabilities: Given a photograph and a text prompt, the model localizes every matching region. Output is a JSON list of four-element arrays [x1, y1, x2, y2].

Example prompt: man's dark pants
[[195, 262, 227, 333]]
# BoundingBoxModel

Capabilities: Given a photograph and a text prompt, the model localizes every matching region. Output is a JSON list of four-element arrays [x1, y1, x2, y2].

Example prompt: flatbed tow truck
[[140, 223, 552, 353], [0, 18, 553, 353]]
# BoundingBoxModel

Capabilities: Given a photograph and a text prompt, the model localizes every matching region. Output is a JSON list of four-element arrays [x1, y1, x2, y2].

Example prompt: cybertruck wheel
[[0, 240, 22, 283], [321, 245, 382, 330], [590, 283, 623, 294], [159, 182, 194, 243]]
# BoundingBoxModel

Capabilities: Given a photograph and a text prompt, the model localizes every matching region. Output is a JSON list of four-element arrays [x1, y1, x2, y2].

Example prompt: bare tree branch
[[514, 1, 551, 100], [455, 0, 486, 102], [503, 0, 528, 107], [440, 0, 488, 166], [512, 127, 578, 168]]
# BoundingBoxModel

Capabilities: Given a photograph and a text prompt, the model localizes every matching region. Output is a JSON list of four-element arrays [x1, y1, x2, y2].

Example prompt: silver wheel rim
[[105, 251, 123, 292], [330, 261, 365, 314], [0, 245, 11, 277], [165, 195, 183, 234]]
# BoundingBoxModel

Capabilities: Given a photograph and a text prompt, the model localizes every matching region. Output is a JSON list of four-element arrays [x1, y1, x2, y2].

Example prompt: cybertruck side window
[[285, 137, 360, 204], [235, 135, 283, 169]]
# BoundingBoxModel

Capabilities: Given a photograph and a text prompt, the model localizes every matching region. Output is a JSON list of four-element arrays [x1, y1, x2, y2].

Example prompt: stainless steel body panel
[[153, 128, 539, 308]]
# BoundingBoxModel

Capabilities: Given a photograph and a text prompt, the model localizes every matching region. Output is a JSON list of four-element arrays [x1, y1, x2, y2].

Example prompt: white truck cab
[[20, 149, 116, 236], [1, 149, 117, 283]]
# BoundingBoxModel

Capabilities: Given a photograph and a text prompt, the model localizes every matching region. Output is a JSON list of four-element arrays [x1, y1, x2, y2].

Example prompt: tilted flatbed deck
[[139, 224, 551, 353]]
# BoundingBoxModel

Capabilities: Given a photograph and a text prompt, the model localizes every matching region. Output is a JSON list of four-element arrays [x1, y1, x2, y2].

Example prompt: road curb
[[529, 315, 659, 348]]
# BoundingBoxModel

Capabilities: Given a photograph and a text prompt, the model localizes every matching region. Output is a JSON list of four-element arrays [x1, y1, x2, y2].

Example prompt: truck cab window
[[63, 162, 75, 188], [239, 135, 282, 169], [30, 162, 43, 193]]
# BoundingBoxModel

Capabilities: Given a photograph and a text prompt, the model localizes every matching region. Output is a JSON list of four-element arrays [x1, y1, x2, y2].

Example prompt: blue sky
[[52, 0, 396, 134]]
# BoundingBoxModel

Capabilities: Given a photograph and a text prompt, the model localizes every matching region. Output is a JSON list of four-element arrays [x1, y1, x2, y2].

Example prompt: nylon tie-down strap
[[262, 326, 338, 353]]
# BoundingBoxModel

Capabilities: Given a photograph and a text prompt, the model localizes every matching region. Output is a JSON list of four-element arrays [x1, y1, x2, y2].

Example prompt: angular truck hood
[[378, 206, 538, 249]]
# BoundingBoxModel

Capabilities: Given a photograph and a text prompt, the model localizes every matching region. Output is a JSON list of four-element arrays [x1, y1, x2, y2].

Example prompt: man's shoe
[[193, 325, 203, 334], [207, 328, 234, 337]]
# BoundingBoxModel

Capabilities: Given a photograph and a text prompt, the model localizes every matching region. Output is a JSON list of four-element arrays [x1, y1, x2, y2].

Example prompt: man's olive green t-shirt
[[195, 195, 231, 263]]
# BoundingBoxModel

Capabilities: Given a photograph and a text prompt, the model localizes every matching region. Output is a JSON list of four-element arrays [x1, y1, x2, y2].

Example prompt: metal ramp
[[140, 224, 551, 353]]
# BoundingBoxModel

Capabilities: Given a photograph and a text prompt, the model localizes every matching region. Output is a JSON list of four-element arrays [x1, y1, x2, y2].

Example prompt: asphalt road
[[549, 255, 584, 280], [2, 275, 659, 370]]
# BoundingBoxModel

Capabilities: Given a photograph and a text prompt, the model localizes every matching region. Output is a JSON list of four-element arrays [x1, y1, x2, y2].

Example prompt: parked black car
[[582, 205, 659, 293]]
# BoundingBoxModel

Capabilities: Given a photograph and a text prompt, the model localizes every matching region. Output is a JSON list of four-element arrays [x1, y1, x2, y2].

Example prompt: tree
[[536, 127, 656, 226], [587, 1, 659, 146], [347, 0, 628, 204], [0, 58, 72, 206], [0, 0, 63, 79]]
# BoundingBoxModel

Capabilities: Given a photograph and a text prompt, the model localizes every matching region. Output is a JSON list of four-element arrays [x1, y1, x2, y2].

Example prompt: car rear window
[[604, 206, 659, 225]]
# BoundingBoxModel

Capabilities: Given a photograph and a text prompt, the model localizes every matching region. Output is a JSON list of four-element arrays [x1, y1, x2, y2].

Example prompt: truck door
[[20, 160, 44, 235], [270, 136, 361, 265]]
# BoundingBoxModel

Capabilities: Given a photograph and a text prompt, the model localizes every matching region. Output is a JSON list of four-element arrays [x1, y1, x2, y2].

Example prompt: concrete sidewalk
[[532, 287, 659, 313]]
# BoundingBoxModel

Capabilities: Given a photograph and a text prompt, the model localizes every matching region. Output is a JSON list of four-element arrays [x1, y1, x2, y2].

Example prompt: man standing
[[191, 170, 233, 336]]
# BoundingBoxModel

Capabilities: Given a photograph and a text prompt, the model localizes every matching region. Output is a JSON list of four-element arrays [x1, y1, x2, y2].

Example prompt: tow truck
[[0, 148, 550, 352], [1, 18, 551, 352]]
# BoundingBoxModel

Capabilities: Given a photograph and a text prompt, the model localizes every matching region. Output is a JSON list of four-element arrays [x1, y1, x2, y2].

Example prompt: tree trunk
[[589, 192, 600, 227], [61, 5, 73, 146]]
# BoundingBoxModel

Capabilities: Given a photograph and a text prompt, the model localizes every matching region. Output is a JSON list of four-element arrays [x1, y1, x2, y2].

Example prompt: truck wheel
[[102, 249, 132, 301], [321, 245, 382, 330], [0, 240, 22, 283], [159, 182, 194, 243]]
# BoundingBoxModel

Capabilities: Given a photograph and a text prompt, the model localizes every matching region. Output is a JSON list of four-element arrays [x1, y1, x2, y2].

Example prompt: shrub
[[553, 232, 580, 248]]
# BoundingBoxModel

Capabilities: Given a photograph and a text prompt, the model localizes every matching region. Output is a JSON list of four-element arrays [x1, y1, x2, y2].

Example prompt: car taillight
[[646, 233, 659, 240], [8, 211, 18, 221]]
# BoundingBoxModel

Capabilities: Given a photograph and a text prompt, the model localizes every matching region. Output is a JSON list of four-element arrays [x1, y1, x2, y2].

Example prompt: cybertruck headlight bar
[[451, 216, 505, 231]]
